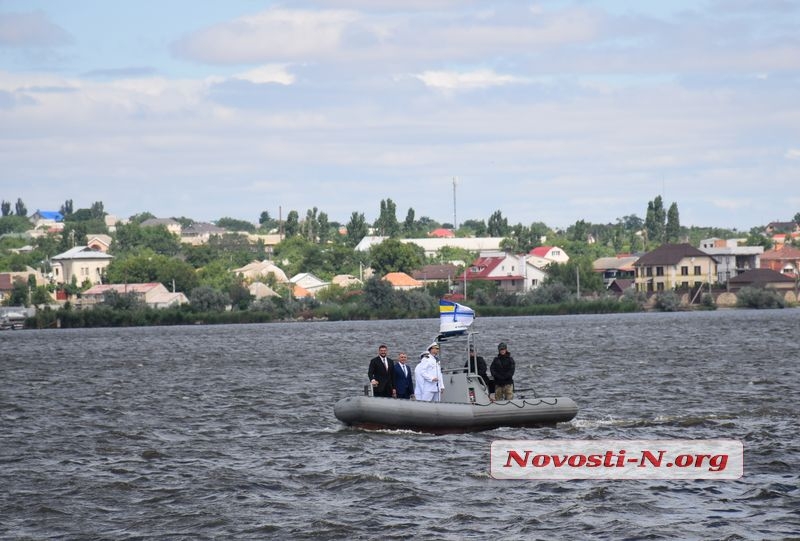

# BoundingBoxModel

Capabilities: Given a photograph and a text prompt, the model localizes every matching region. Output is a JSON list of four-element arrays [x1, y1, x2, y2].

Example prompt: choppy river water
[[1, 309, 799, 540]]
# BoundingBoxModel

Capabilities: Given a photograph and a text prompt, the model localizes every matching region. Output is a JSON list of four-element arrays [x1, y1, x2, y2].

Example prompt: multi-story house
[[464, 252, 549, 294], [51, 246, 113, 286], [698, 238, 763, 284], [633, 243, 717, 293]]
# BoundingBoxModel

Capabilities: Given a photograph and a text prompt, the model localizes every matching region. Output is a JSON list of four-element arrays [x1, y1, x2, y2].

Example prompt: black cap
[[498, 342, 507, 351]]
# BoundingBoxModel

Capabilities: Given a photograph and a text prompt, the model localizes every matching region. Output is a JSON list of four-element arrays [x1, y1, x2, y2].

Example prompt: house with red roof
[[428, 228, 455, 238], [529, 246, 570, 264], [760, 246, 800, 277], [464, 253, 547, 293], [383, 272, 423, 290]]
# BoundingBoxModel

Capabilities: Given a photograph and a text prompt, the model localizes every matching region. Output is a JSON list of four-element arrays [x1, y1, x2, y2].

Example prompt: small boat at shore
[[333, 300, 578, 434]]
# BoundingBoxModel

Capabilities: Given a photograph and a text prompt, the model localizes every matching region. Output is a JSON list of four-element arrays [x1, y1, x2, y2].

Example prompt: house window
[[656, 283, 664, 292], [646, 282, 654, 292], [531, 279, 538, 286], [682, 281, 689, 289], [646, 267, 653, 277], [656, 267, 664, 276], [681, 266, 688, 276]]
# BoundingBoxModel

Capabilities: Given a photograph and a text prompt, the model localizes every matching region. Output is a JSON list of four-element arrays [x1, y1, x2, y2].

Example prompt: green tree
[[15, 198, 27, 217], [644, 196, 666, 246], [30, 285, 52, 306], [284, 210, 300, 237], [317, 212, 331, 244], [6, 278, 28, 306], [112, 222, 181, 257], [487, 210, 510, 237], [345, 212, 368, 247], [105, 252, 198, 292], [128, 211, 156, 224], [216, 217, 256, 233], [303, 207, 319, 242], [570, 220, 589, 242], [362, 275, 396, 311], [745, 227, 772, 249], [543, 258, 605, 294], [666, 202, 681, 242], [196, 260, 239, 291], [402, 208, 416, 236], [58, 222, 89, 251], [0, 215, 31, 235], [90, 201, 105, 220], [369, 238, 425, 275], [189, 285, 230, 312], [375, 198, 400, 237], [207, 233, 265, 267], [460, 218, 487, 237], [60, 199, 74, 217], [1, 200, 10, 216], [259, 210, 278, 231], [102, 290, 145, 310]]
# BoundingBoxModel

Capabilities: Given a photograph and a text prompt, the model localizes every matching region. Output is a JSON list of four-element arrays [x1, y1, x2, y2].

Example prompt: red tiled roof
[[465, 256, 504, 280], [761, 246, 800, 260], [428, 228, 455, 238], [529, 246, 552, 257], [383, 272, 423, 287]]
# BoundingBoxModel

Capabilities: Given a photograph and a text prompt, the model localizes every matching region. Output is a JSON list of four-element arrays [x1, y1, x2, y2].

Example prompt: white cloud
[[414, 69, 525, 91], [172, 8, 363, 64], [785, 148, 800, 160], [233, 65, 295, 85]]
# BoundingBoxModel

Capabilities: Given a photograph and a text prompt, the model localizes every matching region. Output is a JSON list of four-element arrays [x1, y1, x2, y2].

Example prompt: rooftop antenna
[[452, 176, 457, 230]]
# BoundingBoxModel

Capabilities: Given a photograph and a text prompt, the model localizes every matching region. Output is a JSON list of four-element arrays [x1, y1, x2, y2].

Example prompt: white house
[[290, 272, 329, 297], [51, 246, 114, 286]]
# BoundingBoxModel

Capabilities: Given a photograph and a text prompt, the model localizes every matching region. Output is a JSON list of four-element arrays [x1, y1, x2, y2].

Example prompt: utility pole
[[452, 177, 457, 231]]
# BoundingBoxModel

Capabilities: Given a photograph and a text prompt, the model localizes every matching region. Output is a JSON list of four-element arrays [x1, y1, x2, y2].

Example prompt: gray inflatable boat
[[334, 333, 578, 434]]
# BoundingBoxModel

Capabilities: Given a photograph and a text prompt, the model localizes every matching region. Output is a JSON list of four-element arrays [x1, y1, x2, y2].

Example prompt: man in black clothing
[[368, 344, 396, 398], [465, 345, 494, 395], [490, 342, 515, 400]]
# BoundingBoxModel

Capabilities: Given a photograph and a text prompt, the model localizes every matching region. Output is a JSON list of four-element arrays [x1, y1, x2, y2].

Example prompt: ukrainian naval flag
[[439, 299, 475, 336]]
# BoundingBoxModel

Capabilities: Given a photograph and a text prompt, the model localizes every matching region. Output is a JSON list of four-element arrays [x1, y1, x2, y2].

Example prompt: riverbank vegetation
[[3, 196, 798, 329]]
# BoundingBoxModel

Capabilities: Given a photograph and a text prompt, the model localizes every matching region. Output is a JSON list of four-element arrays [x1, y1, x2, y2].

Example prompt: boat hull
[[334, 395, 578, 434]]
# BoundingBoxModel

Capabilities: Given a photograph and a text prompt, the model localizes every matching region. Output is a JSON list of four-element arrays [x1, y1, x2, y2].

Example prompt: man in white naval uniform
[[414, 342, 444, 402]]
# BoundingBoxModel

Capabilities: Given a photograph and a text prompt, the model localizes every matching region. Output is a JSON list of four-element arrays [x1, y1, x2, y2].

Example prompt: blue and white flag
[[439, 299, 475, 336]]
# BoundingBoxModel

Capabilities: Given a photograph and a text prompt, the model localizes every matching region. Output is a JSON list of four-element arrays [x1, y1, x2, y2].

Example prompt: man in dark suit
[[368, 344, 396, 398], [392, 351, 414, 399]]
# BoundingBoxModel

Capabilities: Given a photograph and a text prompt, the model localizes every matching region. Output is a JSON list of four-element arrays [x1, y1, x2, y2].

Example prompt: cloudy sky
[[1, 1, 798, 232]]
